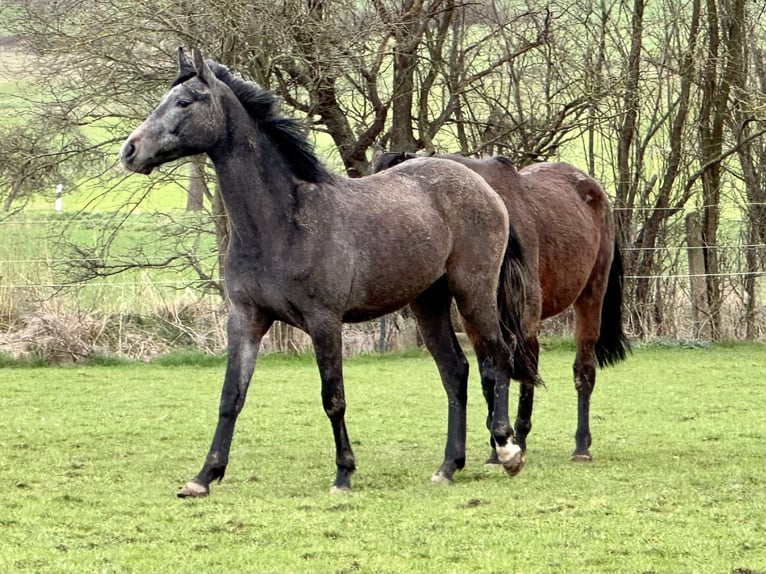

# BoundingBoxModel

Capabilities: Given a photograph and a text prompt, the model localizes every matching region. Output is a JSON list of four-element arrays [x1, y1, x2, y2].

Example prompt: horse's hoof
[[497, 443, 525, 477], [571, 452, 593, 462], [177, 481, 209, 498], [431, 471, 453, 484], [503, 454, 525, 477], [329, 485, 351, 495]]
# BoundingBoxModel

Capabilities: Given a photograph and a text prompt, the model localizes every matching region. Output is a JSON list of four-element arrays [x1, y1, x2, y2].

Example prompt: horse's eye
[[177, 99, 192, 108]]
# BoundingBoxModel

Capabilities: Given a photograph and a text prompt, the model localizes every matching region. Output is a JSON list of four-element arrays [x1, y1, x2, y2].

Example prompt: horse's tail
[[497, 227, 539, 383], [595, 240, 631, 368]]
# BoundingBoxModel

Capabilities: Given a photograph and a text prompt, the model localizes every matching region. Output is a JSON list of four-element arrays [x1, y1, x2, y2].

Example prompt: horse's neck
[[210, 133, 297, 250]]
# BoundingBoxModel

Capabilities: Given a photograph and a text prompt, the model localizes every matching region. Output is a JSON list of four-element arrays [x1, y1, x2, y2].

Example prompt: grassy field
[[1, 343, 764, 573]]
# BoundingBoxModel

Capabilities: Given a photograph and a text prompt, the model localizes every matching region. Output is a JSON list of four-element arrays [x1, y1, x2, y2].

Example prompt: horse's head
[[121, 48, 227, 175], [370, 151, 418, 174]]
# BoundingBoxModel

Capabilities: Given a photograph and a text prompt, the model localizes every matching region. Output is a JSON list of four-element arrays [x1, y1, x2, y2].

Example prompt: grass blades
[[1, 344, 764, 573]]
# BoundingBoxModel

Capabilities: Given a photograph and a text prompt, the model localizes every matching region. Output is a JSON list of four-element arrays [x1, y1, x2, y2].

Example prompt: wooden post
[[686, 212, 712, 340], [377, 316, 386, 352]]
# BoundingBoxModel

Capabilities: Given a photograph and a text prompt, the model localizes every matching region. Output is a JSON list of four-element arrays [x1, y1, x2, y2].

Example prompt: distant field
[[0, 47, 32, 119], [0, 210, 219, 318], [1, 344, 763, 573], [0, 45, 27, 79]]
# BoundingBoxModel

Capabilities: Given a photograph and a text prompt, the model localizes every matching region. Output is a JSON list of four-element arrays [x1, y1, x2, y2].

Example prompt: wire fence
[[0, 210, 763, 361]]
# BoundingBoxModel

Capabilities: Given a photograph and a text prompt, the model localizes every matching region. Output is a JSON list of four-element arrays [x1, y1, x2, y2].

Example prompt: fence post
[[686, 212, 711, 340], [377, 316, 386, 352]]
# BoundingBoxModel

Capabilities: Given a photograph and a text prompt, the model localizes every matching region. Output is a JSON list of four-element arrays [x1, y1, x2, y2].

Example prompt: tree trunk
[[186, 155, 207, 211], [697, 0, 746, 340], [729, 23, 766, 340], [614, 0, 644, 253], [377, 0, 439, 153]]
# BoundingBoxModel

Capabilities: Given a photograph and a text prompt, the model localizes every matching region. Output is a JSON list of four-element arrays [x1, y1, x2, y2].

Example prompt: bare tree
[[728, 8, 766, 339], [695, 0, 747, 340], [3, 0, 763, 343], [633, 0, 702, 337]]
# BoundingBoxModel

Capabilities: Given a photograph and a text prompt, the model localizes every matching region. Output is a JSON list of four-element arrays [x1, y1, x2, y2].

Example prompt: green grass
[[1, 344, 764, 573]]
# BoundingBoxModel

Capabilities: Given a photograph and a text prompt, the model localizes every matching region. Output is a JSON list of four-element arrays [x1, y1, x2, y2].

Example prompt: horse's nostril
[[123, 141, 136, 160]]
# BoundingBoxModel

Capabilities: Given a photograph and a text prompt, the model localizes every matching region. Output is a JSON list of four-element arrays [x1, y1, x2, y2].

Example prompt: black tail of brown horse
[[497, 229, 539, 382], [595, 241, 631, 368]]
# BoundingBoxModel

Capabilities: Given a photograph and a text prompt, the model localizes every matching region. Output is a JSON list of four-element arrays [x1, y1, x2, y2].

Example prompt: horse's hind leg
[[410, 278, 469, 483], [513, 334, 540, 453], [483, 334, 540, 464], [480, 336, 538, 463], [571, 289, 604, 462], [460, 304, 524, 477]]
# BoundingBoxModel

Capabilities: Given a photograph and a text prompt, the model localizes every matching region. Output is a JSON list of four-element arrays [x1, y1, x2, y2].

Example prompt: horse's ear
[[178, 47, 195, 77], [192, 48, 213, 84]]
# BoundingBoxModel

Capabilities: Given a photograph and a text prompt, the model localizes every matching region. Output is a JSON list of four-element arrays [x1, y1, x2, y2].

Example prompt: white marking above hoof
[[431, 471, 452, 484], [177, 481, 209, 498], [330, 485, 351, 495], [496, 442, 525, 477], [496, 442, 522, 464]]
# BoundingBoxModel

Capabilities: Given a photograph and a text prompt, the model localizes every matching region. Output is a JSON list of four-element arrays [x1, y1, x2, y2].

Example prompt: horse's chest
[[225, 253, 312, 304]]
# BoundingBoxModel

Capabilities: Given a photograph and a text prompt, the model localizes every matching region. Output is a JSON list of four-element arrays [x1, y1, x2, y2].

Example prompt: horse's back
[[519, 162, 611, 217], [328, 158, 509, 321], [359, 157, 509, 239], [376, 157, 504, 209], [501, 161, 614, 320]]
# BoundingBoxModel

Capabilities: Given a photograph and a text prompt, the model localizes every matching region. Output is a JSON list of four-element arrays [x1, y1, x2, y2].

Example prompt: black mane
[[176, 61, 332, 184]]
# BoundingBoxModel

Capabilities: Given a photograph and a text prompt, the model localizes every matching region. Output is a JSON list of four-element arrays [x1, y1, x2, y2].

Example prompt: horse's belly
[[538, 259, 597, 319], [540, 283, 585, 319], [342, 265, 444, 322]]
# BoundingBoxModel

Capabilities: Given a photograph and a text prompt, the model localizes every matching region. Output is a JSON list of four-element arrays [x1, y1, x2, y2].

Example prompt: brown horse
[[120, 49, 532, 496], [373, 152, 630, 463]]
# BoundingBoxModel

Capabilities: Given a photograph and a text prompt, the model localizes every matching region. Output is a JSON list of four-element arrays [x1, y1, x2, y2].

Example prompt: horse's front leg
[[309, 318, 356, 492], [178, 307, 273, 497]]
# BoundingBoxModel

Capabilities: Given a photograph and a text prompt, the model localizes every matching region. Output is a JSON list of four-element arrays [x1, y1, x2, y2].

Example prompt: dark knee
[[457, 355, 469, 381], [322, 394, 346, 419], [450, 354, 470, 392]]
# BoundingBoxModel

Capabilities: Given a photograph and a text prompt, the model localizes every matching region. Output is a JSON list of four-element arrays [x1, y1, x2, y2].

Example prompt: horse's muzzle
[[120, 138, 154, 175]]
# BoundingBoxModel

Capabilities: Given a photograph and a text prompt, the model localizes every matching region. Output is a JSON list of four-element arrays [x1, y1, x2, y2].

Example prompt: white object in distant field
[[55, 183, 63, 211]]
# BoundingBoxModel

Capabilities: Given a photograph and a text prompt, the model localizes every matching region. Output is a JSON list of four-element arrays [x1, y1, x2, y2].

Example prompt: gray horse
[[121, 49, 532, 497]]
